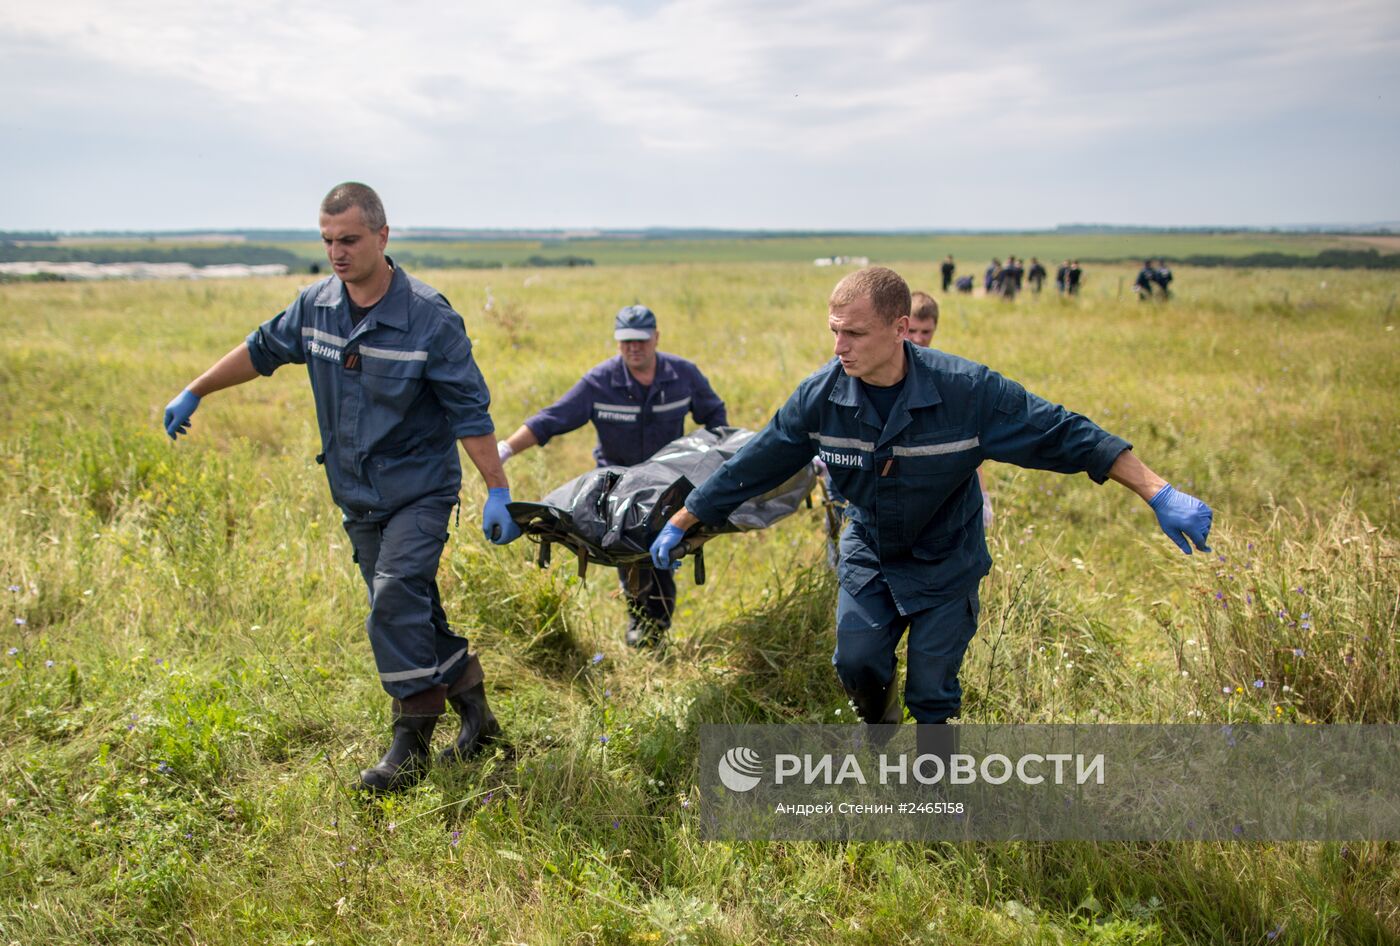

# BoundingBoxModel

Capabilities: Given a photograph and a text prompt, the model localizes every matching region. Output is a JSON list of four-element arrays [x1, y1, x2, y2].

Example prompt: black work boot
[[438, 655, 502, 764], [359, 711, 440, 794], [437, 682, 502, 764], [624, 615, 668, 649], [844, 681, 902, 752]]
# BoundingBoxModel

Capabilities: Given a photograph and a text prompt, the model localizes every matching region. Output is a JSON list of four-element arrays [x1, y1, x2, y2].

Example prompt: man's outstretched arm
[[1108, 450, 1213, 555], [460, 433, 522, 545], [163, 343, 261, 439]]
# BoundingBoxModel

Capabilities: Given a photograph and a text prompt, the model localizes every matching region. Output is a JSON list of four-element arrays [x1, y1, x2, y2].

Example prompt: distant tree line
[[0, 244, 304, 266], [392, 252, 595, 270], [1171, 249, 1400, 270]]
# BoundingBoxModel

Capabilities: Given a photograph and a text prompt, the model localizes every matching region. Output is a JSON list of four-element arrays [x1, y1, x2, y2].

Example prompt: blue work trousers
[[342, 494, 470, 702], [617, 562, 676, 630], [833, 580, 980, 724]]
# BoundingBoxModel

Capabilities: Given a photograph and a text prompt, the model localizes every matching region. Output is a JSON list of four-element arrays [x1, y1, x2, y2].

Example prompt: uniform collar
[[827, 341, 944, 441], [609, 351, 677, 392], [313, 258, 411, 332], [827, 343, 943, 407]]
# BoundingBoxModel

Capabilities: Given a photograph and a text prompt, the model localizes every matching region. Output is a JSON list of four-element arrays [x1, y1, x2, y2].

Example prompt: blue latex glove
[[163, 389, 201, 440], [650, 523, 687, 571], [482, 487, 521, 545], [1149, 484, 1213, 555]]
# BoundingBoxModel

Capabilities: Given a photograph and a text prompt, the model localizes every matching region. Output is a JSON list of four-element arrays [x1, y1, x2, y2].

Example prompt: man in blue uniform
[[162, 183, 521, 793], [497, 305, 727, 646], [650, 267, 1212, 729]]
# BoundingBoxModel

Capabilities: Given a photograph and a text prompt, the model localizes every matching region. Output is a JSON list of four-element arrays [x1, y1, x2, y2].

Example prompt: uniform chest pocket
[[359, 350, 427, 410], [892, 429, 980, 478]]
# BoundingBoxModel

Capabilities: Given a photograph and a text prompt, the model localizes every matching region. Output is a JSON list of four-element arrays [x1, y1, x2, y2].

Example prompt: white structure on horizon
[[0, 262, 290, 281], [813, 256, 870, 267]]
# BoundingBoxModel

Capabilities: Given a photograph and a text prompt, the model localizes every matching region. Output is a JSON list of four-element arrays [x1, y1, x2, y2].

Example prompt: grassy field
[[1, 259, 1398, 944]]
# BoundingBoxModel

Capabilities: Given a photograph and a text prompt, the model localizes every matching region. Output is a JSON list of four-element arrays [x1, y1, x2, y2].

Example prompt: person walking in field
[[1067, 260, 1084, 295], [162, 182, 521, 794], [1153, 259, 1174, 299], [906, 291, 993, 530], [495, 305, 727, 647], [1055, 260, 1069, 294], [649, 267, 1212, 731], [1134, 260, 1157, 300], [1027, 258, 1047, 293], [940, 255, 956, 293]]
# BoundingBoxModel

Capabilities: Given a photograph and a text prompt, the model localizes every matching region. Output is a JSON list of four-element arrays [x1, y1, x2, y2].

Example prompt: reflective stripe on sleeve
[[302, 327, 348, 347], [360, 345, 429, 362], [810, 433, 876, 452], [891, 436, 980, 457]]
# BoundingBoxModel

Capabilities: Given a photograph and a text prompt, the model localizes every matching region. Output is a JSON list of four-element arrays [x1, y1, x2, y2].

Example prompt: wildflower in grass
[[184, 832, 192, 840], [1232, 824, 1243, 836], [599, 735, 609, 745], [1344, 654, 1355, 666], [45, 660, 54, 669], [386, 822, 396, 833], [1300, 614, 1312, 630], [603, 688, 611, 698], [7, 586, 18, 593], [1221, 687, 1232, 695], [482, 791, 493, 804], [6, 647, 16, 656], [681, 797, 690, 808], [612, 819, 620, 829], [1266, 926, 1282, 941], [591, 652, 604, 665], [154, 658, 164, 666], [1253, 680, 1264, 689], [451, 830, 461, 847], [1214, 591, 1224, 600], [1293, 648, 1305, 657], [13, 617, 24, 626], [1245, 593, 1253, 605], [157, 761, 170, 774]]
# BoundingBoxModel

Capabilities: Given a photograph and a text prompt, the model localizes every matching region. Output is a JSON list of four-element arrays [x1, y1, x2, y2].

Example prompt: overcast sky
[[3, 0, 1398, 231]]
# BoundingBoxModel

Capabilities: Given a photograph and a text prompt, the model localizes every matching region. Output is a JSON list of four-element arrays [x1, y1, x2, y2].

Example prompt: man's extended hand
[[1149, 484, 1212, 554], [163, 389, 200, 440], [650, 523, 687, 570], [482, 487, 521, 545]]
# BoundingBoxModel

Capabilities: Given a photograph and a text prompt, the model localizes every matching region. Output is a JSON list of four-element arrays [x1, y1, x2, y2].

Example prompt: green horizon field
[[1, 261, 1398, 944]]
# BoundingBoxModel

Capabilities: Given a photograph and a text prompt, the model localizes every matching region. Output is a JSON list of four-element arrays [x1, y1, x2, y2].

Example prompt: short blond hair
[[830, 266, 910, 325], [909, 291, 939, 330]]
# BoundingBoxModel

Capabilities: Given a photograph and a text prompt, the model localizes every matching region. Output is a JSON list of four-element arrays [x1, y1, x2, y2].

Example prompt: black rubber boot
[[438, 681, 502, 764], [359, 712, 439, 794], [846, 681, 903, 725], [624, 615, 668, 649]]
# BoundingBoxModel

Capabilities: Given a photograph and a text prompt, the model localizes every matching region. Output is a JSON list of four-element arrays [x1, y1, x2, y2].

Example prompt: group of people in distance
[[163, 182, 1214, 796], [1134, 259, 1175, 300], [940, 254, 1075, 298]]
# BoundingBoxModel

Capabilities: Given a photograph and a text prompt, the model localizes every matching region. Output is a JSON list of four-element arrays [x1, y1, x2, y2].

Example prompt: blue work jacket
[[525, 352, 727, 467], [245, 263, 495, 521], [686, 342, 1131, 613]]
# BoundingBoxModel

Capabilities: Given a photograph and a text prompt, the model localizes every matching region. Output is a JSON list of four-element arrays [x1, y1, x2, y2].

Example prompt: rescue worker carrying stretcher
[[162, 183, 521, 794], [496, 305, 727, 647], [650, 267, 1213, 731]]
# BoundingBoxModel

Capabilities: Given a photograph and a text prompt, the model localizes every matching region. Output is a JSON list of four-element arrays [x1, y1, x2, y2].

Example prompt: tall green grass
[[0, 263, 1397, 943]]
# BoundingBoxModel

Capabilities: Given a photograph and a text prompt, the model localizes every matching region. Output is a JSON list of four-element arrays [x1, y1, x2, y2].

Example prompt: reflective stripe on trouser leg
[[903, 590, 980, 724], [832, 580, 905, 699], [342, 496, 470, 702]]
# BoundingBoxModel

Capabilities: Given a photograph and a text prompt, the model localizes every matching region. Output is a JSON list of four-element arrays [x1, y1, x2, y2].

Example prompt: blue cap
[[614, 305, 657, 341]]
